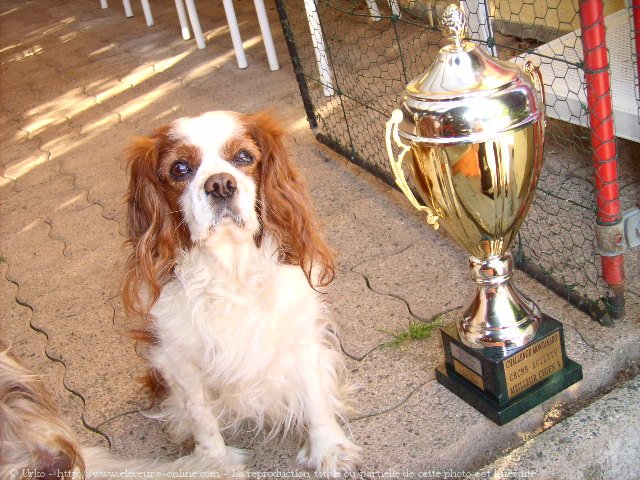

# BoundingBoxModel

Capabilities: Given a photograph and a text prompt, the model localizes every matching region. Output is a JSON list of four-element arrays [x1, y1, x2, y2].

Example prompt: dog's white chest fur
[[149, 233, 336, 432]]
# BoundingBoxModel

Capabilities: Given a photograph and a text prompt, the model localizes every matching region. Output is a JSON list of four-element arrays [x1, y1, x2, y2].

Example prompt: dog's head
[[122, 111, 335, 318]]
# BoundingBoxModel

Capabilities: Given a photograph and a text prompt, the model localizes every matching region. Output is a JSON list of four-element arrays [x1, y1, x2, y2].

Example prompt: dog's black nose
[[205, 173, 237, 199]]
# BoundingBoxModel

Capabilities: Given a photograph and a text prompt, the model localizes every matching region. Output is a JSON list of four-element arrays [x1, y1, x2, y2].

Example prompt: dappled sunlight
[[203, 24, 241, 43], [153, 50, 190, 72], [150, 106, 182, 123], [121, 64, 163, 87], [80, 113, 121, 136], [185, 34, 263, 82], [25, 87, 86, 116], [20, 49, 190, 138], [0, 43, 21, 54], [19, 117, 62, 138], [59, 31, 80, 43], [55, 192, 88, 212], [117, 78, 183, 120], [7, 44, 44, 62], [93, 79, 131, 105], [119, 50, 190, 87], [1, 151, 49, 187], [22, 95, 96, 138], [18, 219, 42, 235], [290, 114, 315, 133], [41, 16, 76, 36], [87, 43, 117, 59], [1, 2, 274, 192], [0, 6, 20, 17]]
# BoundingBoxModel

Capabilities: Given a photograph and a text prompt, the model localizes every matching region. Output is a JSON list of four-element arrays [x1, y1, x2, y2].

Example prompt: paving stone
[[355, 239, 470, 321], [99, 411, 185, 458], [1, 79, 65, 116], [11, 159, 62, 193], [0, 135, 49, 174], [42, 305, 150, 428], [350, 379, 545, 473], [477, 375, 640, 480], [328, 269, 413, 359], [1, 0, 638, 476], [0, 261, 88, 440], [1, 220, 67, 286]]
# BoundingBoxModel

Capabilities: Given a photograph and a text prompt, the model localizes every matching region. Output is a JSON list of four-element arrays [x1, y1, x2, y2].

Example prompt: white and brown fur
[[0, 343, 83, 479], [1, 111, 361, 476], [121, 111, 361, 472]]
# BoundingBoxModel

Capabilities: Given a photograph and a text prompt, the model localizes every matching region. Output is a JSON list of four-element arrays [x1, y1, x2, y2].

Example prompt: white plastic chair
[[101, 0, 205, 48], [304, 0, 333, 96], [304, 0, 403, 97], [366, 0, 401, 22], [100, 0, 278, 71], [460, 0, 497, 56]]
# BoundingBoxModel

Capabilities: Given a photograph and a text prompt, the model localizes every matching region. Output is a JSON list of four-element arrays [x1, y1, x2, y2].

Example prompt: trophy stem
[[458, 253, 541, 350]]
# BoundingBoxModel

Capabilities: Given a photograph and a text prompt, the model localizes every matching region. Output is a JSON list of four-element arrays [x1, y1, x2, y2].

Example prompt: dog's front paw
[[297, 437, 362, 476], [194, 444, 251, 470]]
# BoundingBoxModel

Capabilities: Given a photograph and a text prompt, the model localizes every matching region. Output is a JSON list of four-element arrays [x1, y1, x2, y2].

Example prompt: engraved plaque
[[451, 342, 483, 376], [503, 331, 564, 398], [454, 359, 484, 390]]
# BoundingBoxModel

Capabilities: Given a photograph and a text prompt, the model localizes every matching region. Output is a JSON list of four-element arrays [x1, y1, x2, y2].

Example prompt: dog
[[0, 342, 228, 479], [0, 343, 83, 479], [120, 111, 361, 472], [1, 111, 360, 476]]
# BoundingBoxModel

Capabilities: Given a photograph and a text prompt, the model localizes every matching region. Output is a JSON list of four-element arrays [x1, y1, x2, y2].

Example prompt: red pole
[[579, 0, 625, 318], [634, 0, 640, 106]]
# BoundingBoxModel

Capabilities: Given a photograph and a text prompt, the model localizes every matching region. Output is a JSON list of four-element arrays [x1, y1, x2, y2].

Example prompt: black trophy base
[[435, 314, 583, 425]]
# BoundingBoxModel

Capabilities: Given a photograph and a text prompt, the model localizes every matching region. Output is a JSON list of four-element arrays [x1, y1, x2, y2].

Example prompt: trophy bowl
[[385, 4, 582, 424]]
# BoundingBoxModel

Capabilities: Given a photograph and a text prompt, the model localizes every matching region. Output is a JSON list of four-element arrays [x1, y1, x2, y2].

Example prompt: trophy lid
[[397, 4, 544, 144]]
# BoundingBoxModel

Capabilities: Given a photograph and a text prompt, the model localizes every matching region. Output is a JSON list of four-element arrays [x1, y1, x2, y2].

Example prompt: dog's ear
[[247, 113, 335, 287], [122, 126, 182, 318]]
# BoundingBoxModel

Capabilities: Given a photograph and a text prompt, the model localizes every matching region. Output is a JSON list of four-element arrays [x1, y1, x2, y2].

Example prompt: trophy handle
[[385, 109, 440, 229], [522, 61, 546, 119]]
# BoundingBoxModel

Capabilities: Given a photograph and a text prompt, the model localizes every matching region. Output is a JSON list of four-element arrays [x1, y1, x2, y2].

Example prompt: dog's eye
[[234, 150, 254, 165], [170, 161, 191, 180]]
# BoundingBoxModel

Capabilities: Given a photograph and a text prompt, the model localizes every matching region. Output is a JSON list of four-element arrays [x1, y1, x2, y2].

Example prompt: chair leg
[[174, 0, 192, 40], [303, 0, 333, 96], [253, 0, 279, 70], [184, 0, 207, 49], [388, 0, 400, 18], [366, 0, 382, 22], [460, 0, 497, 56], [221, 0, 248, 69], [122, 0, 133, 17], [141, 0, 154, 26]]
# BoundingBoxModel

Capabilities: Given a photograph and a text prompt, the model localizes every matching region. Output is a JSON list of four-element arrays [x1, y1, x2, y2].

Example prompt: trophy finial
[[440, 4, 467, 51]]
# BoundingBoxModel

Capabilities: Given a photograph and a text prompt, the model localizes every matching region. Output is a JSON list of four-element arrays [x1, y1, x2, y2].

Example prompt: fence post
[[579, 0, 625, 320]]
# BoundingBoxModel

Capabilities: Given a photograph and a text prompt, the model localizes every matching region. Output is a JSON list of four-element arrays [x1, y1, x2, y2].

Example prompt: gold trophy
[[385, 4, 582, 424]]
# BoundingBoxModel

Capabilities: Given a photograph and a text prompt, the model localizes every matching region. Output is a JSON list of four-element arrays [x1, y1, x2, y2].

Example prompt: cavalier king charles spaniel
[[0, 112, 360, 477], [120, 111, 361, 473]]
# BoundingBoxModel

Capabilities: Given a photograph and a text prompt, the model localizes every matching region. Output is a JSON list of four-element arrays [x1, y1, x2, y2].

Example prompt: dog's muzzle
[[204, 173, 245, 228], [205, 173, 237, 199]]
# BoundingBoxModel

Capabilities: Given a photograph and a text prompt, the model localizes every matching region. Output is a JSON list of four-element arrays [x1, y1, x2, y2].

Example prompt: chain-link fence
[[276, 0, 640, 322]]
